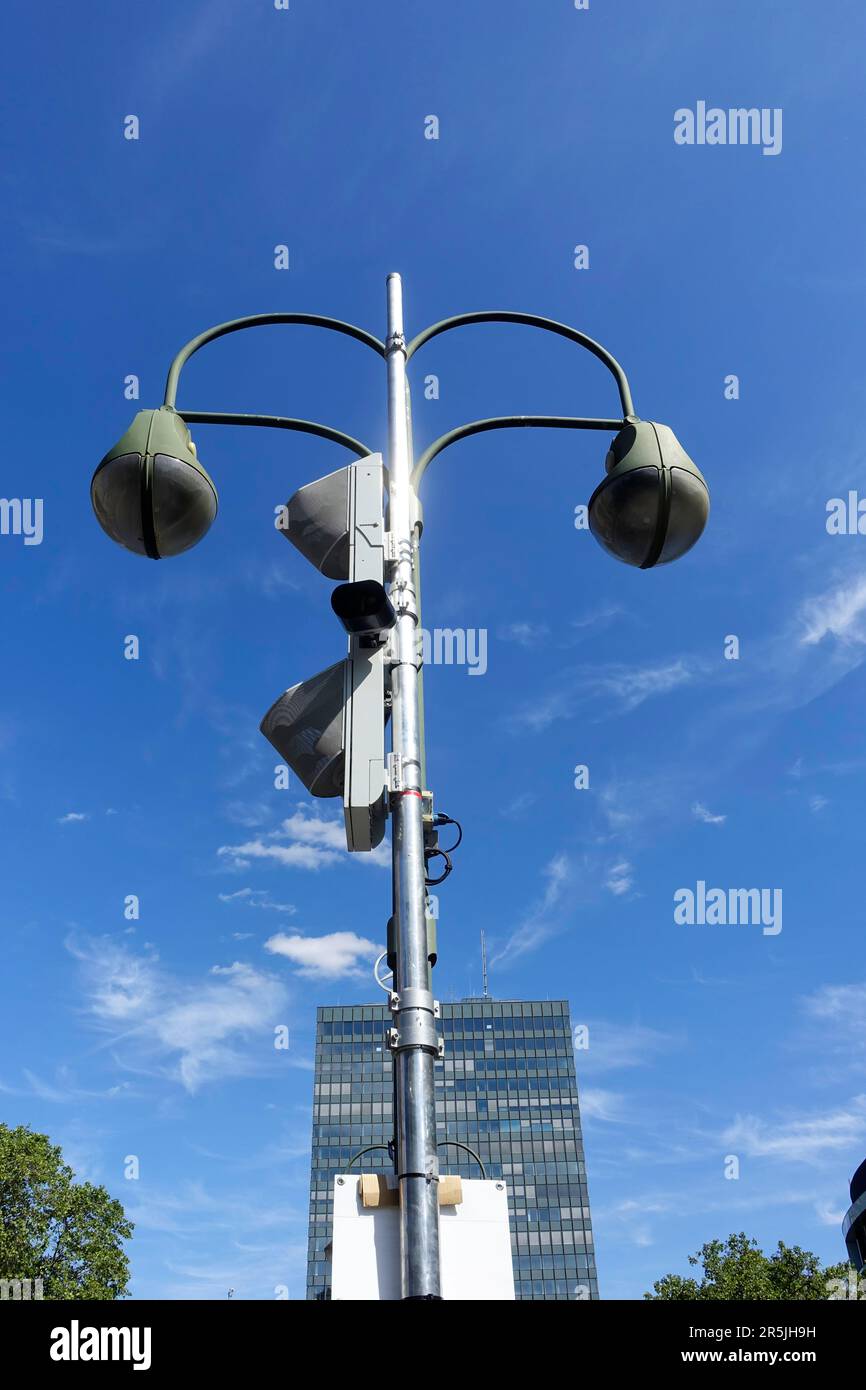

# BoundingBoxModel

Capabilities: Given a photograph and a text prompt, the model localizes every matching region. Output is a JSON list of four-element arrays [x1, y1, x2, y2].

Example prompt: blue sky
[[2, 0, 866, 1299]]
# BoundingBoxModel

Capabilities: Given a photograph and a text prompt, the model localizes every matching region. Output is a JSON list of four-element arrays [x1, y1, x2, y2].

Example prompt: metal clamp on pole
[[390, 576, 419, 623], [386, 987, 443, 1059]]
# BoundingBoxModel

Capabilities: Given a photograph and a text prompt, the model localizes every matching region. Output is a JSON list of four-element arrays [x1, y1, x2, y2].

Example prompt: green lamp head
[[91, 407, 218, 559], [588, 420, 709, 569]]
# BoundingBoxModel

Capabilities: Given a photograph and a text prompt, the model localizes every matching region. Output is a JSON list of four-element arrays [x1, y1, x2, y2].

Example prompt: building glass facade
[[844, 1156, 866, 1273], [307, 998, 598, 1300]]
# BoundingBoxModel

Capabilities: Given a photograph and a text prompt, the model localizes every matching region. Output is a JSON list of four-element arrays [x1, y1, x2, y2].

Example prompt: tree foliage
[[645, 1231, 851, 1300], [0, 1124, 133, 1299]]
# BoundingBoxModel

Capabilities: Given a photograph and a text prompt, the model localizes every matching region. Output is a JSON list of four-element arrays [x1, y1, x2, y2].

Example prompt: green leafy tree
[[0, 1124, 133, 1299], [645, 1232, 852, 1300]]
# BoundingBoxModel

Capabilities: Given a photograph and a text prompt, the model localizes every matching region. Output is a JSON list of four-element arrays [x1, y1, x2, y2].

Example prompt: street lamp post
[[90, 274, 709, 1302], [384, 274, 443, 1298]]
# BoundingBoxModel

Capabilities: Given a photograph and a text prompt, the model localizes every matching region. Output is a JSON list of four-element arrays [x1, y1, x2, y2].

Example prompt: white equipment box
[[330, 1174, 515, 1300]]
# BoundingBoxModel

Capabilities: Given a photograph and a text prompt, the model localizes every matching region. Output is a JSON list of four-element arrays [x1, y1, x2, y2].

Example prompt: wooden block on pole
[[358, 1173, 463, 1209]]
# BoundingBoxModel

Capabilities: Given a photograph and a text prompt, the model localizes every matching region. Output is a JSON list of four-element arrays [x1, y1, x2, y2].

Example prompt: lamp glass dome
[[588, 420, 708, 569], [91, 408, 217, 559]]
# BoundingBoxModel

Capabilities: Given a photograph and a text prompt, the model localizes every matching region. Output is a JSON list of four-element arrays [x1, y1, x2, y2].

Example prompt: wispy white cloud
[[803, 982, 866, 1033], [596, 660, 695, 713], [0, 1068, 131, 1104], [264, 930, 380, 981], [490, 853, 573, 967], [219, 838, 342, 872], [509, 658, 696, 731], [255, 561, 302, 599], [599, 1195, 673, 1249], [221, 801, 272, 829], [67, 935, 288, 1094], [814, 1197, 845, 1227], [595, 1184, 845, 1259], [123, 1172, 310, 1299], [127, 1178, 307, 1239], [597, 783, 646, 834], [799, 572, 866, 646], [498, 621, 550, 648], [777, 980, 866, 1093], [605, 861, 633, 896], [498, 563, 866, 976], [576, 1021, 681, 1075], [57, 811, 88, 824], [219, 888, 296, 915], [218, 806, 390, 873], [569, 604, 624, 633], [278, 812, 350, 851], [498, 791, 538, 820], [721, 1096, 866, 1165], [507, 687, 576, 733], [580, 1088, 627, 1122]]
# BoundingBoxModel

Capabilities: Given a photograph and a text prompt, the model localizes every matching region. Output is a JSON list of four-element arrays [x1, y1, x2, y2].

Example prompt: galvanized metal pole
[[385, 272, 442, 1299]]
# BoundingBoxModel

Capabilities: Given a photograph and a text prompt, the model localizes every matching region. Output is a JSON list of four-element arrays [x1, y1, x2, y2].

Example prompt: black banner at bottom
[[0, 1297, 854, 1374]]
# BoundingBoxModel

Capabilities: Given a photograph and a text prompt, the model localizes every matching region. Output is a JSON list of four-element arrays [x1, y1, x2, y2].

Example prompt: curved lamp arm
[[164, 312, 386, 409], [346, 1145, 392, 1169], [412, 413, 623, 490], [436, 1140, 488, 1180], [178, 409, 373, 460], [406, 311, 635, 420]]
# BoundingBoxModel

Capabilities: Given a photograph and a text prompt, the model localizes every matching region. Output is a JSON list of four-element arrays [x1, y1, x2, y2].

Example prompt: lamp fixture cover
[[91, 407, 218, 559], [278, 456, 387, 581], [588, 420, 709, 569], [260, 653, 388, 852], [260, 661, 347, 799]]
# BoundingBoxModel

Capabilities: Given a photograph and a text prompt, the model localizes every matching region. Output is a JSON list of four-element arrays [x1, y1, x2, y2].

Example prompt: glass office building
[[307, 998, 598, 1300], [843, 1156, 866, 1273]]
